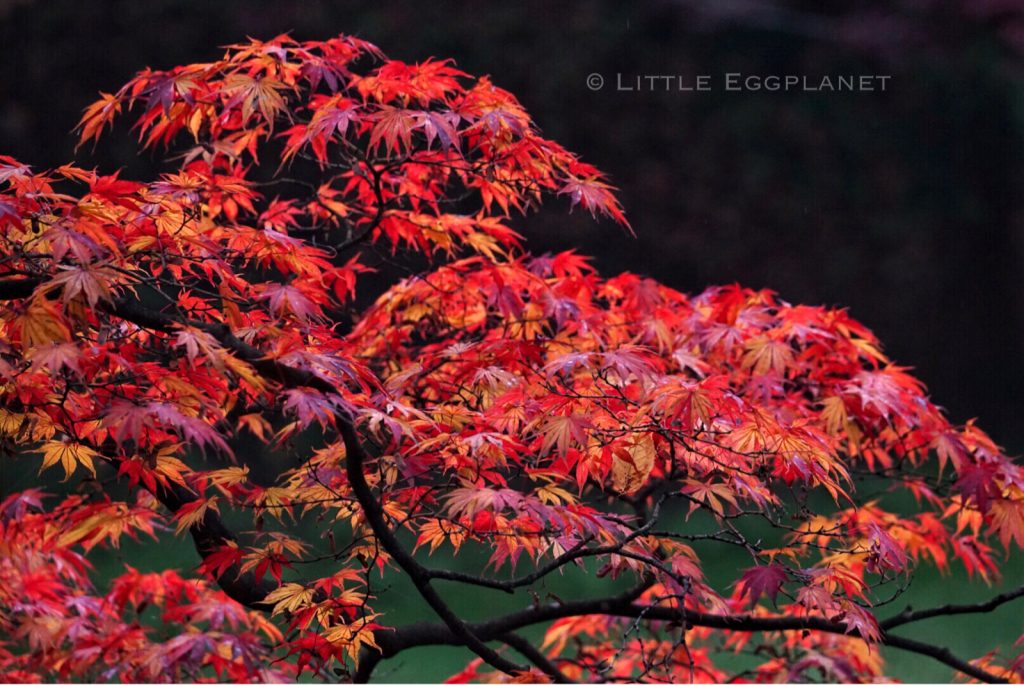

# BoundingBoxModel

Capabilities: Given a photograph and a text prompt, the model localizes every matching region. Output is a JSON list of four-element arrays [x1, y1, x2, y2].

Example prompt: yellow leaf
[[536, 484, 577, 506], [207, 465, 250, 489], [56, 502, 156, 551], [849, 336, 889, 364], [464, 231, 504, 260], [17, 298, 71, 347], [37, 440, 98, 481], [741, 334, 794, 376], [414, 519, 466, 555], [0, 409, 26, 436], [682, 479, 739, 518], [254, 487, 293, 521], [263, 582, 316, 617], [820, 396, 848, 436], [152, 452, 192, 489], [127, 235, 158, 253], [323, 614, 381, 665], [174, 496, 219, 535], [221, 353, 267, 393], [238, 413, 272, 441], [611, 434, 656, 495], [187, 107, 205, 139]]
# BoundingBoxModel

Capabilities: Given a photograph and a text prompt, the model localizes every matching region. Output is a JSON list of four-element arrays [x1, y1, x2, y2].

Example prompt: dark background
[[2, 0, 1022, 454], [2, 1, 1023, 680]]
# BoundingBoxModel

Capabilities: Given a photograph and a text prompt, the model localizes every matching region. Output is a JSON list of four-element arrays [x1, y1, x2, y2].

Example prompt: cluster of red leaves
[[355, 258, 1023, 682], [0, 489, 286, 682], [0, 33, 1022, 684]]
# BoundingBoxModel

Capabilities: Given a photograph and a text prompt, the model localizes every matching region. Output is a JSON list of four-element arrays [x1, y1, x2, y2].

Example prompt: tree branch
[[881, 583, 1024, 630], [339, 421, 528, 677], [150, 474, 277, 609], [0, 276, 46, 300], [113, 290, 530, 676], [499, 632, 576, 684], [1, 277, 1009, 684], [369, 592, 1007, 684]]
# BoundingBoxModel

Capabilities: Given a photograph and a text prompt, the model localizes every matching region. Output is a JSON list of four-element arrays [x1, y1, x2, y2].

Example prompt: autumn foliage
[[1, 33, 1023, 684]]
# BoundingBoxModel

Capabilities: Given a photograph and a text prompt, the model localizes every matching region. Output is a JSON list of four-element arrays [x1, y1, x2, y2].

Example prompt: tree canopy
[[1, 33, 1023, 684]]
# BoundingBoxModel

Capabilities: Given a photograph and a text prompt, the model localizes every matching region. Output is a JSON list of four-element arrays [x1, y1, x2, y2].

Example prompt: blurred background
[[1, 0, 1023, 681]]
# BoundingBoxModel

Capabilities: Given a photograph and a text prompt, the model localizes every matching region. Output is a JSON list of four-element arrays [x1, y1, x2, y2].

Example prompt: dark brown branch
[[106, 285, 529, 677], [0, 278, 277, 609], [119, 288, 531, 676], [0, 276, 45, 300], [339, 421, 527, 677], [425, 534, 595, 593], [353, 583, 650, 683], [499, 632, 576, 684], [881, 583, 1024, 630], [426, 495, 673, 593], [152, 475, 277, 609], [90, 445, 276, 609], [369, 592, 1006, 684], [883, 633, 1005, 684]]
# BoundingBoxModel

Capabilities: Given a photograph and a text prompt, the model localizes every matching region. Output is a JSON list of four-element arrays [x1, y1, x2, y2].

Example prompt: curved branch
[[0, 279, 281, 609], [883, 633, 1005, 684], [100, 288, 530, 676], [370, 593, 1006, 684], [352, 649, 386, 684], [427, 495, 673, 593], [108, 289, 529, 676], [152, 475, 277, 609], [426, 534, 595, 593], [881, 583, 1024, 630], [339, 420, 527, 677], [95, 445, 277, 609], [499, 632, 576, 684]]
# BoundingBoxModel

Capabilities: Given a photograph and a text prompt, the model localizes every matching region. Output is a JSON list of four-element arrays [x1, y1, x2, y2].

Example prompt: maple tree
[[0, 32, 1023, 684]]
